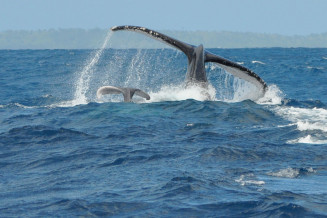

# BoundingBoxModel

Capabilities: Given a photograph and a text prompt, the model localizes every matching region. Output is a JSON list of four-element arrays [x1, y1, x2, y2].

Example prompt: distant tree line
[[1, 28, 327, 49]]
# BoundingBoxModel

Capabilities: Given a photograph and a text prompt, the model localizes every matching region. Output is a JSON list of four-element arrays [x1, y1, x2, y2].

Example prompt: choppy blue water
[[1, 46, 327, 217]]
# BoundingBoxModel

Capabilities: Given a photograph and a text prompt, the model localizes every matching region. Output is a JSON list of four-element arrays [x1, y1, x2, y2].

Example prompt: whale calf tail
[[97, 86, 150, 102]]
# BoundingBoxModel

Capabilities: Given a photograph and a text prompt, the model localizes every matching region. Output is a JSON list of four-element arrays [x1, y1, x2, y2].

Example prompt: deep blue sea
[[1, 42, 327, 216]]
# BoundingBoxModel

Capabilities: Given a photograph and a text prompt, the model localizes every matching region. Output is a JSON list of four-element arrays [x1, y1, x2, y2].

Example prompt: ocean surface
[[1, 35, 327, 217]]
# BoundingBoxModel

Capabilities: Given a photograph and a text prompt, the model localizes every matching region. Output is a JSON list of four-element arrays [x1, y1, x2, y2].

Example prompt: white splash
[[235, 174, 265, 186], [147, 83, 217, 103], [124, 49, 148, 87], [257, 85, 284, 105], [72, 30, 113, 106]]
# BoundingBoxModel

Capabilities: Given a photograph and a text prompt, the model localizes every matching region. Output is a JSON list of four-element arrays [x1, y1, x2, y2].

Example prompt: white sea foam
[[251, 60, 265, 65], [275, 107, 327, 132], [296, 121, 327, 132], [145, 78, 270, 103], [287, 135, 327, 144], [273, 106, 327, 144], [13, 103, 35, 109], [94, 83, 217, 104], [268, 168, 299, 178], [144, 74, 279, 104], [267, 167, 316, 178], [235, 174, 265, 186], [251, 82, 327, 144], [148, 83, 217, 103]]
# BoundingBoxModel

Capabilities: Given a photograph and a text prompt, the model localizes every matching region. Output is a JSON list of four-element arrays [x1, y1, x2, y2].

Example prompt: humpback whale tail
[[111, 25, 268, 97], [97, 86, 150, 102]]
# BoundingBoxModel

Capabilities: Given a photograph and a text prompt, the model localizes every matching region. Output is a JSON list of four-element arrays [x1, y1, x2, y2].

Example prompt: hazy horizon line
[[1, 28, 327, 49], [1, 28, 327, 37]]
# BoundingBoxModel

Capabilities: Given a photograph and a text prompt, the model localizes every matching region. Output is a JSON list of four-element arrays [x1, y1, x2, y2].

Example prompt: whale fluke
[[97, 86, 150, 102], [111, 25, 268, 97], [111, 25, 194, 59], [205, 52, 267, 92]]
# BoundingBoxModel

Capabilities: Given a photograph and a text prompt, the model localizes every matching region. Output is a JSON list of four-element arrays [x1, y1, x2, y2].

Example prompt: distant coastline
[[1, 28, 327, 49]]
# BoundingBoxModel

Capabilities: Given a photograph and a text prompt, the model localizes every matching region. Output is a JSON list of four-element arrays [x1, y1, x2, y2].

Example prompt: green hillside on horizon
[[1, 28, 327, 49]]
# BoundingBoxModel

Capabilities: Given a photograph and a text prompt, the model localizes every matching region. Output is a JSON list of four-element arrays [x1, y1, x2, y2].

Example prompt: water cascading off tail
[[70, 29, 270, 104], [73, 30, 113, 105]]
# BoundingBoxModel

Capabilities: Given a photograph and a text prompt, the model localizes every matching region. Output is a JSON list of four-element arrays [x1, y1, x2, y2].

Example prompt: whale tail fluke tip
[[97, 86, 150, 102]]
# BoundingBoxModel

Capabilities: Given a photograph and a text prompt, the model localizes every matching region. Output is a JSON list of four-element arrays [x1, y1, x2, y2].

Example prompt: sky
[[1, 0, 327, 35]]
